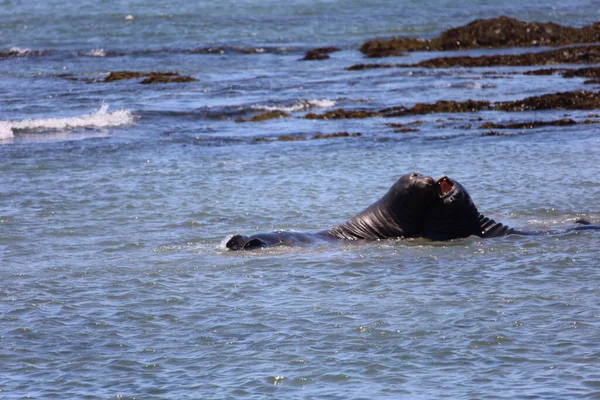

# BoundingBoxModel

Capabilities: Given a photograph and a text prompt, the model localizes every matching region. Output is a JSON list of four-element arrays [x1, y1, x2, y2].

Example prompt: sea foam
[[251, 99, 335, 113], [0, 104, 135, 141]]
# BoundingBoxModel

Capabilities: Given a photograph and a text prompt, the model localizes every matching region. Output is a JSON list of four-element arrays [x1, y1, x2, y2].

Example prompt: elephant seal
[[422, 175, 514, 240], [225, 173, 600, 250], [225, 172, 436, 250], [327, 172, 436, 240], [423, 175, 600, 240]]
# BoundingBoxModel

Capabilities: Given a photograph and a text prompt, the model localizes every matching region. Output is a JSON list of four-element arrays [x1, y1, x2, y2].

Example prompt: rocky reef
[[303, 90, 600, 120], [304, 109, 382, 120], [360, 16, 600, 57], [301, 47, 340, 61], [236, 111, 291, 123], [494, 90, 600, 112], [408, 45, 600, 68], [348, 46, 600, 70], [253, 132, 361, 142], [104, 71, 197, 84]]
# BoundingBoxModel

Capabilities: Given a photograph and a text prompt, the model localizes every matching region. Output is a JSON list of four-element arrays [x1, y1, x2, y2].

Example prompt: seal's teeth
[[438, 179, 454, 197]]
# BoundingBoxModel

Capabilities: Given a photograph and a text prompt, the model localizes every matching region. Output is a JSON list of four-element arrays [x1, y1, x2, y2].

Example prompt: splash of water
[[0, 104, 136, 141]]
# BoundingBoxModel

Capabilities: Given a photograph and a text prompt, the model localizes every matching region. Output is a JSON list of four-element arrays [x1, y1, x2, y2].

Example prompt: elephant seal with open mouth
[[423, 175, 599, 240], [225, 173, 599, 250], [225, 172, 436, 250]]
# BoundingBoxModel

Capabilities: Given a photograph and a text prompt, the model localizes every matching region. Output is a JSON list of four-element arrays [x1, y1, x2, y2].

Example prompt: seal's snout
[[437, 176, 454, 197]]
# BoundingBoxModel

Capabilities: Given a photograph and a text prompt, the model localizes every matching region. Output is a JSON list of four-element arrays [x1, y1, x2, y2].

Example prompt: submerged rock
[[348, 46, 600, 70], [253, 132, 361, 142], [479, 118, 577, 129], [301, 47, 340, 61], [562, 67, 600, 79], [360, 16, 600, 57], [304, 109, 381, 119], [346, 63, 397, 71], [140, 73, 197, 84], [381, 100, 492, 117], [236, 110, 291, 123], [495, 90, 600, 111], [302, 90, 600, 119], [312, 132, 361, 139], [406, 45, 600, 68], [104, 71, 197, 84], [104, 71, 148, 82]]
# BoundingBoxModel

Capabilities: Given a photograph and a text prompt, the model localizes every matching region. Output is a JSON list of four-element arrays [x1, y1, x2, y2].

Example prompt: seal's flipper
[[477, 214, 513, 238], [243, 238, 268, 250], [225, 234, 250, 250]]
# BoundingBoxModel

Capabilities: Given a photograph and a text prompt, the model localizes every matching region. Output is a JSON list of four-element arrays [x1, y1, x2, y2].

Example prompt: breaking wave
[[250, 99, 336, 113], [0, 104, 136, 141]]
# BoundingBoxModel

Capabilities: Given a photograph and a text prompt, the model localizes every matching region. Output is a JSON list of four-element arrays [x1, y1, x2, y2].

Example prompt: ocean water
[[2, 1, 600, 398]]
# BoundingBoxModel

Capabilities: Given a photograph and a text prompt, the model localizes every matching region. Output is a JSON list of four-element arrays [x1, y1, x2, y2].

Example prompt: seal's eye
[[438, 178, 454, 197]]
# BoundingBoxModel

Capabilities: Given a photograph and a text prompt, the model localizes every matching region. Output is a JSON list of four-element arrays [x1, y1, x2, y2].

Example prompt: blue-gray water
[[1, 1, 600, 398]]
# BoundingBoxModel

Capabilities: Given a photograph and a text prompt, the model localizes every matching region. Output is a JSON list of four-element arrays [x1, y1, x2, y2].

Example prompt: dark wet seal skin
[[423, 176, 600, 240], [327, 172, 436, 240], [225, 172, 436, 250], [423, 176, 508, 240], [225, 173, 600, 250]]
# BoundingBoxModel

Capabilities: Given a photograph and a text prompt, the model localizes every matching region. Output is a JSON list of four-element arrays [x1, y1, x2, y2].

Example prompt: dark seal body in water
[[424, 175, 599, 240], [225, 173, 436, 250], [225, 173, 600, 250]]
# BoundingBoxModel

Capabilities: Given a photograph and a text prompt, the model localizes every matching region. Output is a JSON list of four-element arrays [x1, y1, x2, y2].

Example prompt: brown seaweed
[[406, 45, 600, 68], [253, 132, 361, 142], [360, 16, 600, 57], [303, 90, 600, 119], [479, 118, 577, 129], [104, 71, 197, 84], [236, 111, 291, 123], [301, 47, 341, 61], [104, 71, 148, 82], [304, 109, 382, 120], [140, 73, 197, 84], [494, 90, 600, 111]]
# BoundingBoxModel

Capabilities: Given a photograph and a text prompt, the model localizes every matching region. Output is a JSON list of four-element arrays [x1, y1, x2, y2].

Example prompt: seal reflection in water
[[225, 173, 600, 250]]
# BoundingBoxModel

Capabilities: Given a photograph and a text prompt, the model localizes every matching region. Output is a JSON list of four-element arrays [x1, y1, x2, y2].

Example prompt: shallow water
[[2, 1, 600, 398]]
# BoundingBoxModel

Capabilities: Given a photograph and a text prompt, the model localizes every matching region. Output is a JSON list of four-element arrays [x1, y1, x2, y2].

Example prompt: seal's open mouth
[[437, 177, 454, 197]]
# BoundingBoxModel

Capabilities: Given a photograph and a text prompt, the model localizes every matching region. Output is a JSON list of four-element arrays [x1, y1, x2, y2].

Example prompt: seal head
[[423, 176, 514, 240], [423, 176, 482, 240]]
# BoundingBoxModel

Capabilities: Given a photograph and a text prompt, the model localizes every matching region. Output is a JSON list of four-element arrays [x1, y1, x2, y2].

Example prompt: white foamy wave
[[86, 48, 106, 57], [251, 99, 335, 113], [0, 104, 135, 141], [6, 47, 47, 57], [8, 47, 32, 56]]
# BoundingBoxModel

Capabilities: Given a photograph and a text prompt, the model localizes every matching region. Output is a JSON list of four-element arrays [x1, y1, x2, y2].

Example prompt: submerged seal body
[[327, 172, 436, 240], [423, 175, 599, 240], [226, 173, 436, 250], [423, 175, 513, 240], [225, 172, 600, 250]]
